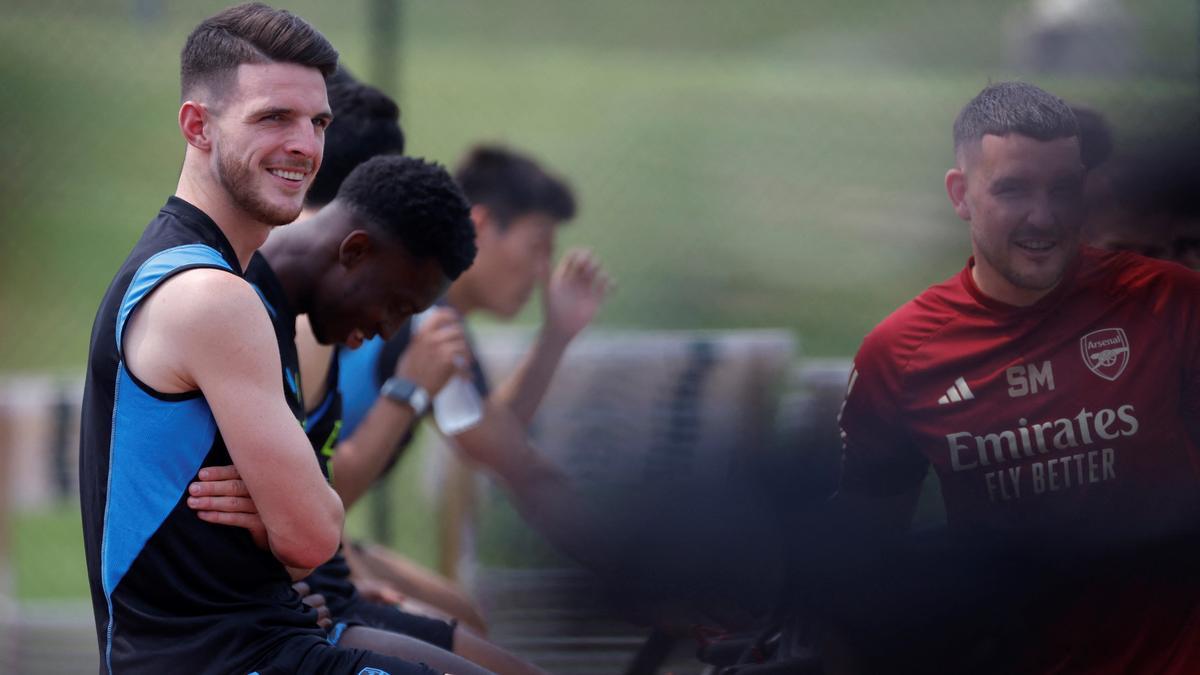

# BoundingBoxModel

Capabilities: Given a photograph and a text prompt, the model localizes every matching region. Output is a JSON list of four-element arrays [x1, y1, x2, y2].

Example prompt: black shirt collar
[[161, 196, 244, 276]]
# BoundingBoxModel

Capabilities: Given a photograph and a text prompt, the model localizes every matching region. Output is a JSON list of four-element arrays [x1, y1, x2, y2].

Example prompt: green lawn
[[3, 1, 1194, 371], [11, 504, 90, 600], [4, 0, 1196, 598], [12, 433, 441, 600]]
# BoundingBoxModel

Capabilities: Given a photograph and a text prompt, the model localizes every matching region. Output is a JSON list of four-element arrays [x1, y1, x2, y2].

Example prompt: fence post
[[368, 0, 401, 95], [52, 386, 74, 503], [0, 392, 13, 599]]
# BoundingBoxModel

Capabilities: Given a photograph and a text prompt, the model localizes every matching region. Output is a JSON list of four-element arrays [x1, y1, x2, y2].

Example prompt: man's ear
[[179, 101, 212, 151], [338, 230, 372, 269], [946, 167, 971, 221], [471, 204, 499, 240]]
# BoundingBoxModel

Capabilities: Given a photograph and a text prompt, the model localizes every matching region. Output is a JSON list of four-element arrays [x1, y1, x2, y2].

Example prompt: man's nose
[[1028, 195, 1057, 227], [284, 120, 322, 161]]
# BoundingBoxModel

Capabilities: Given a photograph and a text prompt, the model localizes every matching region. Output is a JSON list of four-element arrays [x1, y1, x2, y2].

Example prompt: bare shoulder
[[154, 267, 259, 314], [162, 270, 275, 353], [124, 268, 277, 392]]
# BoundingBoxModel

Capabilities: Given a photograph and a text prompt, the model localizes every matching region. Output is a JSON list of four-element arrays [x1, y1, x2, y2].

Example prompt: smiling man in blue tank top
[[79, 4, 461, 673]]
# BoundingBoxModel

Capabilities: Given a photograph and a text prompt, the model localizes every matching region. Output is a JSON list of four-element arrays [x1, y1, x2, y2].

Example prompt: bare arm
[[124, 269, 343, 569], [328, 394, 419, 510], [492, 248, 610, 427], [448, 401, 658, 577], [450, 401, 577, 542], [184, 465, 320, 580], [314, 308, 469, 509]]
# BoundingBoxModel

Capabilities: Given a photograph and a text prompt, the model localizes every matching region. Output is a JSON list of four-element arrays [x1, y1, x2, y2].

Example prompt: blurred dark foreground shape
[[3, 328, 853, 674], [428, 328, 855, 673]]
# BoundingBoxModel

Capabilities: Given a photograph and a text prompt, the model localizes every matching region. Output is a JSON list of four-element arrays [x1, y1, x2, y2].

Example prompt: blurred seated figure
[[1078, 103, 1200, 268], [307, 142, 611, 624]]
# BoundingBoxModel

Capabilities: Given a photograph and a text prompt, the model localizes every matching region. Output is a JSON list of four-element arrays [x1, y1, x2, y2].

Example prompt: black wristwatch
[[380, 376, 430, 416]]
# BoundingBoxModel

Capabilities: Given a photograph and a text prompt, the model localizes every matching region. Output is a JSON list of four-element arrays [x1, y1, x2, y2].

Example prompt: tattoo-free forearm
[[331, 397, 420, 510], [492, 325, 572, 428]]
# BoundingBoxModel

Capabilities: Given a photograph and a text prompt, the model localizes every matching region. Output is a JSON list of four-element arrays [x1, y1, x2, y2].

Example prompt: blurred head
[[451, 145, 577, 318], [1084, 127, 1200, 270], [304, 67, 406, 209], [1087, 217, 1175, 259], [1071, 104, 1114, 172], [1069, 103, 1172, 258], [307, 155, 477, 348], [946, 82, 1085, 306], [178, 3, 337, 225]]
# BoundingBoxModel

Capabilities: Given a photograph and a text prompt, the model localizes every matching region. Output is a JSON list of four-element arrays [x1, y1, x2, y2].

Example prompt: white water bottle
[[413, 308, 483, 435], [436, 369, 482, 432], [433, 367, 483, 435]]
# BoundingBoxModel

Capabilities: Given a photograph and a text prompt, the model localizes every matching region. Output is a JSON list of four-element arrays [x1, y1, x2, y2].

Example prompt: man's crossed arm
[[123, 268, 344, 571]]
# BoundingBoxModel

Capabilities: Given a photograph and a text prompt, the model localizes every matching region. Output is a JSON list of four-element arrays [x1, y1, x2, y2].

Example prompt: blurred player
[[835, 81, 1200, 672], [313, 144, 609, 600], [1075, 103, 1200, 268]]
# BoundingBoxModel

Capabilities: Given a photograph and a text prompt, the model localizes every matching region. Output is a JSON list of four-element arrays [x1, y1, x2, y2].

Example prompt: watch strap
[[380, 376, 429, 416]]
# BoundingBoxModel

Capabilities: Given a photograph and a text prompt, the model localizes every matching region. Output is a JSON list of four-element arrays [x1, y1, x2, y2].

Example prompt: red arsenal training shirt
[[839, 246, 1200, 672]]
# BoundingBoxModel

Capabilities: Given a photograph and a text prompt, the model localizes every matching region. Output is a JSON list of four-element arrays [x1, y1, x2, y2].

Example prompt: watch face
[[410, 389, 429, 415], [384, 377, 427, 415]]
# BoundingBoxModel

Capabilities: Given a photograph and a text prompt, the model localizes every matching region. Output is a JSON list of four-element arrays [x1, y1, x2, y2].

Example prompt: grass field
[[3, 1, 1195, 371], [12, 436, 441, 600], [4, 0, 1197, 599]]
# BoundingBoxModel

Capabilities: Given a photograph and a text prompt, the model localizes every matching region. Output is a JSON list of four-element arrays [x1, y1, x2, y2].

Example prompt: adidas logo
[[938, 377, 975, 405]]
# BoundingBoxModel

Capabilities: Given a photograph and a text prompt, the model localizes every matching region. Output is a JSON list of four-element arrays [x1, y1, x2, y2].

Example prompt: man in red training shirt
[[835, 81, 1200, 673]]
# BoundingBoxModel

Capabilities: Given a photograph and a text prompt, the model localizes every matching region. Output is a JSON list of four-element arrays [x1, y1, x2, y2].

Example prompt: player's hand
[[187, 465, 269, 551], [396, 308, 472, 396], [353, 577, 407, 606], [293, 581, 333, 631], [543, 248, 611, 342]]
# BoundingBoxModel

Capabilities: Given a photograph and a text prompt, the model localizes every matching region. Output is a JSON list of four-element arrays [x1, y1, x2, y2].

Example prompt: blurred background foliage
[[2, 0, 1195, 373]]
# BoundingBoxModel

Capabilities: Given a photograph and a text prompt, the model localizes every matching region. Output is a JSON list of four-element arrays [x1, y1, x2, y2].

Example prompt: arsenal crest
[[1080, 328, 1130, 381]]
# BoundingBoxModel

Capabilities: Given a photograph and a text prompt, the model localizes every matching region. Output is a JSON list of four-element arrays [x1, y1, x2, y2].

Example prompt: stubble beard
[[216, 147, 303, 227], [976, 233, 1068, 294]]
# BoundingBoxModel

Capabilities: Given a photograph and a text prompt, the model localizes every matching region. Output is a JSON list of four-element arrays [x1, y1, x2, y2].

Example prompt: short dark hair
[[1069, 104, 1113, 170], [305, 68, 406, 207], [453, 144, 577, 227], [953, 82, 1079, 155], [337, 156, 477, 280], [180, 2, 338, 102]]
